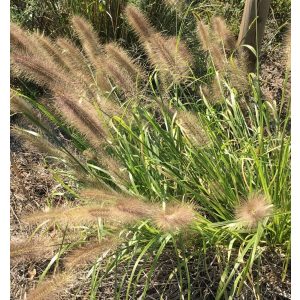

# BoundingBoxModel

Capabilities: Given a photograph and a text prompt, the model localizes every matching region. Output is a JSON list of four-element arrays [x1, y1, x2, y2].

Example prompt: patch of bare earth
[[10, 130, 66, 300]]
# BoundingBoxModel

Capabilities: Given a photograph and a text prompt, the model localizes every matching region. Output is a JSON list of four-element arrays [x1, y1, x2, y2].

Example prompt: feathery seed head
[[27, 272, 75, 300], [210, 44, 225, 70], [32, 33, 70, 70], [115, 198, 156, 218], [99, 151, 130, 184], [283, 27, 291, 70], [23, 201, 147, 227], [144, 33, 192, 83], [200, 78, 223, 105], [101, 59, 137, 96], [227, 53, 249, 92], [10, 92, 33, 115], [104, 43, 144, 81], [11, 237, 56, 264], [154, 203, 195, 232], [212, 16, 236, 50], [176, 110, 210, 146], [235, 193, 273, 228], [10, 23, 36, 55], [81, 188, 154, 219], [23, 205, 110, 226], [64, 238, 118, 270], [11, 126, 63, 158], [54, 94, 109, 148], [11, 53, 69, 92], [71, 16, 102, 66], [197, 20, 211, 51], [125, 5, 155, 41], [164, 0, 185, 10], [98, 96, 125, 118], [56, 37, 95, 85]]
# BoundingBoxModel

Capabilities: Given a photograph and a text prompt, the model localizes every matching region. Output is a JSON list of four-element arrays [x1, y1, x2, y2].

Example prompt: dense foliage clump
[[10, 2, 290, 299]]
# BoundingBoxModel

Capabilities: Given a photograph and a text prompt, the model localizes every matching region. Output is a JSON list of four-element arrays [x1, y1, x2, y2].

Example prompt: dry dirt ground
[[10, 18, 291, 300], [10, 133, 63, 299]]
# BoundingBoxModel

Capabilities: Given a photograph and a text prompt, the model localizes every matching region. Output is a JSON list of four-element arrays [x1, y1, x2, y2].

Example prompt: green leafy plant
[[10, 4, 290, 299], [11, 0, 128, 41]]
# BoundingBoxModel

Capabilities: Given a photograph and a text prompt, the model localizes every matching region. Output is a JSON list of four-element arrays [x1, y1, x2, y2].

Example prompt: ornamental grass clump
[[10, 4, 290, 299]]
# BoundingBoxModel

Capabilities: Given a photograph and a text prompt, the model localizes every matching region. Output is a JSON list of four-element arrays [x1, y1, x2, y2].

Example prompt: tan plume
[[71, 16, 102, 67], [27, 272, 75, 300], [23, 202, 148, 227], [11, 237, 56, 264], [10, 91, 34, 115], [11, 126, 63, 158], [54, 94, 109, 148], [125, 5, 155, 41], [283, 27, 291, 70], [227, 50, 249, 92], [56, 37, 94, 85], [32, 33, 71, 70], [154, 202, 195, 231], [10, 23, 36, 55], [235, 193, 273, 228], [142, 33, 192, 84], [212, 16, 236, 51], [11, 53, 69, 92], [176, 110, 210, 146], [210, 44, 225, 70], [99, 150, 130, 185], [101, 59, 137, 96], [104, 42, 144, 82], [64, 238, 118, 270], [197, 20, 211, 51]]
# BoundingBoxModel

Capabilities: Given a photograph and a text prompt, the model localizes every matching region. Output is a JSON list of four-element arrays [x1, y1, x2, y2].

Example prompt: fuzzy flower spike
[[235, 193, 273, 228]]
